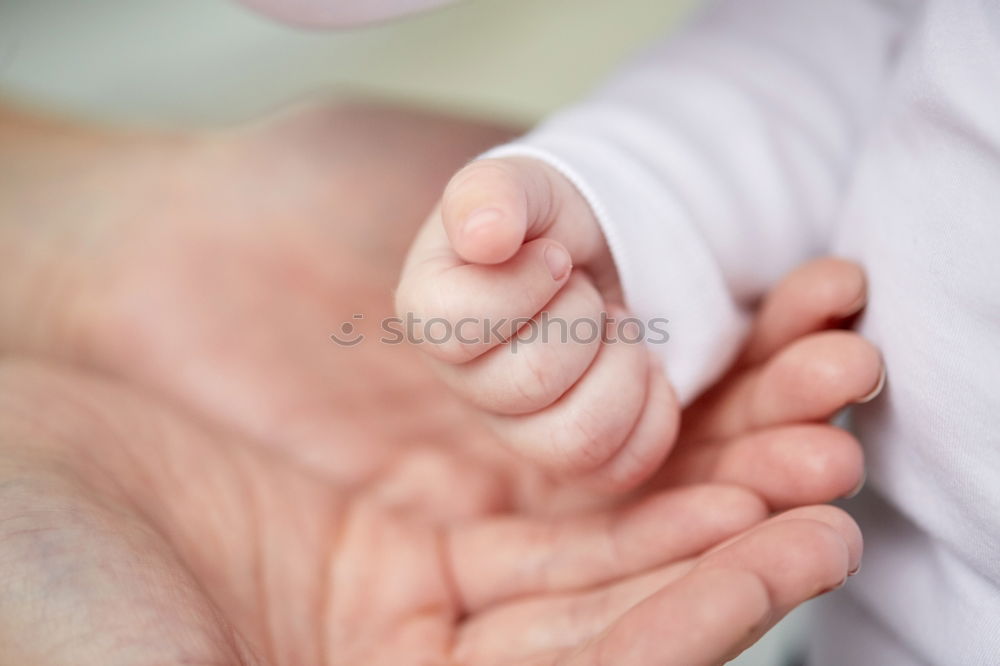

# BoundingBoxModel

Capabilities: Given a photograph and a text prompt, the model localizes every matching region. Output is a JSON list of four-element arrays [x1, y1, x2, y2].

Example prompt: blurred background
[[0, 1, 810, 662], [0, 0, 696, 126]]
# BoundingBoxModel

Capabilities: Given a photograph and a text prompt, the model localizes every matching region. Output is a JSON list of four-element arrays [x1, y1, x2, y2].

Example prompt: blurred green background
[[0, 0, 695, 125], [0, 1, 811, 663]]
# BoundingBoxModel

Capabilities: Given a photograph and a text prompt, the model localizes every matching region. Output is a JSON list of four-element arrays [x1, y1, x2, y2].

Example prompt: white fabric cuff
[[484, 133, 749, 404]]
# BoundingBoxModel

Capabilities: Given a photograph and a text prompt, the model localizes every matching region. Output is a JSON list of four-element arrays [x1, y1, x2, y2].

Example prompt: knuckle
[[400, 278, 486, 364], [557, 403, 630, 474], [507, 347, 561, 411]]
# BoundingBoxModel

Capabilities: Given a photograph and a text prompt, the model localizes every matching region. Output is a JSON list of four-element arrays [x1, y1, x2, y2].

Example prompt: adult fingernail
[[544, 244, 572, 281], [462, 208, 501, 241], [848, 562, 862, 576], [811, 576, 848, 599], [855, 365, 887, 404], [838, 292, 868, 319], [844, 469, 866, 499]]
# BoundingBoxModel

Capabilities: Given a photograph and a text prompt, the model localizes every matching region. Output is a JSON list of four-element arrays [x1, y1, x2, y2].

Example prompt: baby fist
[[396, 156, 679, 491]]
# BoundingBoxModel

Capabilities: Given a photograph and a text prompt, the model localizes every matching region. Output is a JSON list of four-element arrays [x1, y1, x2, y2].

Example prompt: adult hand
[[0, 102, 516, 486], [0, 355, 860, 665], [0, 255, 875, 665], [0, 102, 879, 664], [0, 103, 880, 513]]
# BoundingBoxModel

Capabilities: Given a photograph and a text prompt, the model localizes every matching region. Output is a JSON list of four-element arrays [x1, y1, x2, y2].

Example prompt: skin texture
[[397, 155, 667, 487], [396, 154, 881, 493], [0, 355, 861, 666], [0, 102, 881, 664]]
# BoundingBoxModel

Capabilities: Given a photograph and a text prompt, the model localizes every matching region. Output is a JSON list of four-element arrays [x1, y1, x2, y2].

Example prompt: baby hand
[[396, 157, 679, 491]]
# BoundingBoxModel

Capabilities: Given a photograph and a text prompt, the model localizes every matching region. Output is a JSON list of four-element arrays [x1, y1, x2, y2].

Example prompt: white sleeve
[[237, 0, 456, 27], [487, 0, 916, 403]]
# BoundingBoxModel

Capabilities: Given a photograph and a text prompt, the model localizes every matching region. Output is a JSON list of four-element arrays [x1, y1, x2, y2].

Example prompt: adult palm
[[0, 345, 863, 666], [0, 103, 878, 664]]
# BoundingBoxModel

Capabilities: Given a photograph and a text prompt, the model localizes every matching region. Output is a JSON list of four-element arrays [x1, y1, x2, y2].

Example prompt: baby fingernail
[[463, 208, 501, 240], [544, 244, 572, 280]]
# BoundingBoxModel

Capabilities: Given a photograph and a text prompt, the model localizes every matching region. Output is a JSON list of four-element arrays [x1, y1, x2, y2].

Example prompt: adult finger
[[687, 330, 884, 442], [661, 423, 865, 509], [458, 505, 858, 664], [447, 484, 766, 612], [741, 257, 867, 366]]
